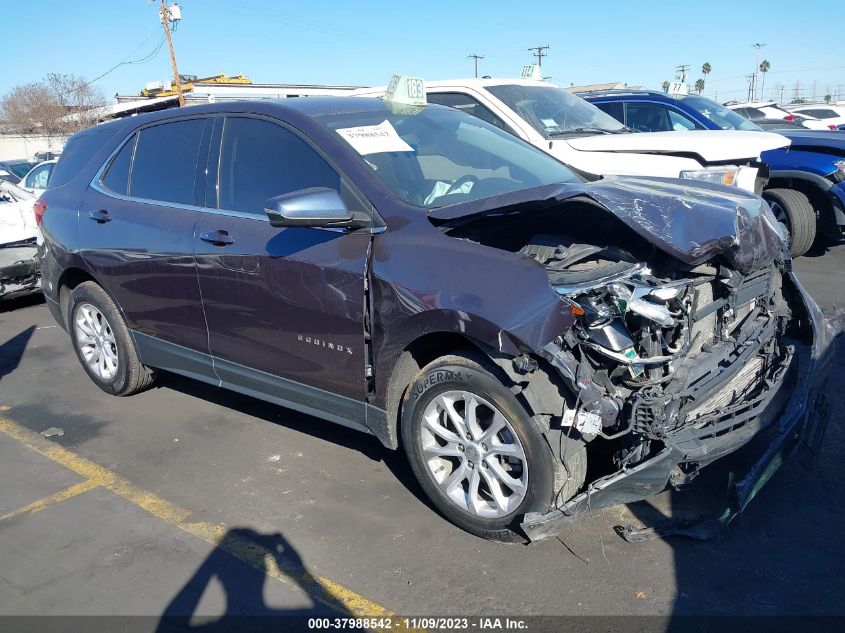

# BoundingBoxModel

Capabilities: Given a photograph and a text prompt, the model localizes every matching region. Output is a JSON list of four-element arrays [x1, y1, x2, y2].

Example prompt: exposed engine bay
[[446, 200, 798, 494]]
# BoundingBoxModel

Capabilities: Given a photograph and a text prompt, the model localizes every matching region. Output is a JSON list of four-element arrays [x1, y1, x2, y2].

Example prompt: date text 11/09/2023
[[307, 617, 529, 630]]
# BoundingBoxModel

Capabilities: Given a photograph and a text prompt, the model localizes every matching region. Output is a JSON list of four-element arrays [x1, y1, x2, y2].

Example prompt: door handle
[[88, 209, 111, 223], [199, 230, 235, 246]]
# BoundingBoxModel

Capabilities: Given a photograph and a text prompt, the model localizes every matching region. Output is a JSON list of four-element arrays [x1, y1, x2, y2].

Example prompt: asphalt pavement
[[0, 244, 843, 629]]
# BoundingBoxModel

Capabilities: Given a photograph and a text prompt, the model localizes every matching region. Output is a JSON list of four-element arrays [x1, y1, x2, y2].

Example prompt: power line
[[58, 32, 166, 98], [467, 54, 484, 78], [528, 45, 550, 67]]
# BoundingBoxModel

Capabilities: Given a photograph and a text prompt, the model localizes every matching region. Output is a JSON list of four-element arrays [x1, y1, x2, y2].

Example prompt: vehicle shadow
[[0, 293, 44, 314], [0, 325, 35, 383], [157, 373, 437, 514], [157, 373, 385, 460], [622, 326, 845, 624], [156, 527, 354, 633]]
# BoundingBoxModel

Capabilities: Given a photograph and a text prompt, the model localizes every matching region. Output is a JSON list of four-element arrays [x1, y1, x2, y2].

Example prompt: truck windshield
[[485, 84, 628, 138], [680, 96, 762, 131], [315, 105, 581, 209]]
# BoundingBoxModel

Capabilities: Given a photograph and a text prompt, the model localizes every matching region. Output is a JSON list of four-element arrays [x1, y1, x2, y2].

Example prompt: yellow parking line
[[0, 479, 100, 522], [0, 416, 393, 619]]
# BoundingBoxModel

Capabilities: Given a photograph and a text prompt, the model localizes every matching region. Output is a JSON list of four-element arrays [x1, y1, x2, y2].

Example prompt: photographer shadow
[[156, 528, 354, 633]]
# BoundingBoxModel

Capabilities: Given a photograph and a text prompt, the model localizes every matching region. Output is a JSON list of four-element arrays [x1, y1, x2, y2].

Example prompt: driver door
[[194, 115, 372, 408]]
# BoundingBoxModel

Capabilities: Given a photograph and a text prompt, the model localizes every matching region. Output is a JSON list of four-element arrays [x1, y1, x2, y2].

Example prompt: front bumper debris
[[0, 240, 41, 300], [520, 272, 835, 543]]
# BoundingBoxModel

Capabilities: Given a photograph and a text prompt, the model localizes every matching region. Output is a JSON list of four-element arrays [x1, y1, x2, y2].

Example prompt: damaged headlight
[[679, 166, 739, 186]]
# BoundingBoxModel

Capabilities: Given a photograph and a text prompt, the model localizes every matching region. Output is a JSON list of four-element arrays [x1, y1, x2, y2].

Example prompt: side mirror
[[264, 187, 356, 228]]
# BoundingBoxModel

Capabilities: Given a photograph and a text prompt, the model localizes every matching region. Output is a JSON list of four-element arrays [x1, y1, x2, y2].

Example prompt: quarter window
[[129, 119, 205, 205], [217, 116, 340, 215], [101, 134, 136, 195]]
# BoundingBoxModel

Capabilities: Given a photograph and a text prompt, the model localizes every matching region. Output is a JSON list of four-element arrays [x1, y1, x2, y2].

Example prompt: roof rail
[[576, 88, 666, 97]]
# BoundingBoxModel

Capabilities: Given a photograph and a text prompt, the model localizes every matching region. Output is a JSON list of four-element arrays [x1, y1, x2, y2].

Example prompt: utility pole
[[467, 53, 484, 78], [675, 64, 690, 83], [751, 43, 765, 101], [746, 74, 755, 102], [528, 45, 550, 67], [160, 1, 184, 107]]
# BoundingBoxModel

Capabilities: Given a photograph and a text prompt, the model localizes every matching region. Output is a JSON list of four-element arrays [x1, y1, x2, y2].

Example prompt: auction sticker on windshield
[[335, 120, 414, 155]]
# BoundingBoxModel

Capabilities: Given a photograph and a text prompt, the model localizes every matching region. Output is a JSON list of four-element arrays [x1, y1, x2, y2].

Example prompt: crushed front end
[[436, 179, 833, 542], [0, 238, 41, 300], [518, 225, 831, 541]]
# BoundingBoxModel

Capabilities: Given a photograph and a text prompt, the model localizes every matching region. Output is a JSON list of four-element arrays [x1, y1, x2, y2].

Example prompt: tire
[[67, 281, 156, 396], [763, 188, 816, 258], [400, 351, 574, 542]]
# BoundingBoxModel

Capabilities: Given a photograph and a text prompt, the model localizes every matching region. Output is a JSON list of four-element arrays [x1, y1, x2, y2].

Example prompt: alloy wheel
[[420, 390, 528, 518], [74, 303, 119, 381]]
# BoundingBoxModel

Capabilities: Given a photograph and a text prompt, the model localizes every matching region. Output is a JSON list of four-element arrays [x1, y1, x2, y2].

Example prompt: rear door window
[[130, 118, 205, 205], [624, 102, 672, 131], [427, 92, 511, 131], [593, 101, 625, 124], [216, 116, 340, 215]]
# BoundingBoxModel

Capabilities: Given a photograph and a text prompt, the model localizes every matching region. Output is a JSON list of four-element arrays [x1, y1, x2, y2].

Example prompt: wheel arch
[[381, 330, 572, 451], [767, 171, 841, 238], [56, 267, 126, 331]]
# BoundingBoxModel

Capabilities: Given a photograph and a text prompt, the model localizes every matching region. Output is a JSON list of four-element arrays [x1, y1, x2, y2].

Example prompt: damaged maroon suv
[[38, 97, 831, 542]]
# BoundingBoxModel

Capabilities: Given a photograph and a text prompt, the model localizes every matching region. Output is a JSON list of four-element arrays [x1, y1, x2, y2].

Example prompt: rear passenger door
[[194, 114, 372, 409], [80, 116, 214, 378]]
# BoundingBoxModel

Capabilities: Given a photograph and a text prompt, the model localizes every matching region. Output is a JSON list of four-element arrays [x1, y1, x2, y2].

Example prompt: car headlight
[[679, 167, 739, 186]]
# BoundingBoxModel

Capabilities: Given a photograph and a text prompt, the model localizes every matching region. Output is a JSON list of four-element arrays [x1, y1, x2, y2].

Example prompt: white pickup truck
[[350, 77, 790, 194]]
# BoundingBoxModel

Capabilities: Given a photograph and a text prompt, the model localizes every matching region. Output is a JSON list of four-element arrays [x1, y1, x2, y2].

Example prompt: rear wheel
[[401, 351, 584, 542], [763, 188, 816, 258], [68, 281, 156, 396]]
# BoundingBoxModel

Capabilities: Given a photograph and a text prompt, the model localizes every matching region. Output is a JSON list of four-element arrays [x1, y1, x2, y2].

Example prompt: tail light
[[784, 115, 795, 121], [33, 199, 47, 226], [828, 124, 837, 130]]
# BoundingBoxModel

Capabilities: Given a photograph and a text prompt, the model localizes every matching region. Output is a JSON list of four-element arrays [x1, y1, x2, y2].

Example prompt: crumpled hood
[[564, 130, 790, 162], [429, 176, 786, 274]]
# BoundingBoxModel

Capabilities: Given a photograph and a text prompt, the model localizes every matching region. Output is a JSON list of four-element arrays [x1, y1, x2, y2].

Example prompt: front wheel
[[401, 352, 568, 542], [763, 188, 816, 258]]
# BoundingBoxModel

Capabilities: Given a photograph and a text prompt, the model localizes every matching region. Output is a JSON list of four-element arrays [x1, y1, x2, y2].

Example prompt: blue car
[[584, 90, 845, 257]]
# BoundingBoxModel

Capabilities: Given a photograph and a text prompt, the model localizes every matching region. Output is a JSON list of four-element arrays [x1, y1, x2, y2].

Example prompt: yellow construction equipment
[[140, 73, 252, 97]]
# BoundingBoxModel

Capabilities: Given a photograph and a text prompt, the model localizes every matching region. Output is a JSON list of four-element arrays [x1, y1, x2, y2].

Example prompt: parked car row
[[724, 101, 844, 131], [583, 90, 845, 257], [32, 76, 832, 543]]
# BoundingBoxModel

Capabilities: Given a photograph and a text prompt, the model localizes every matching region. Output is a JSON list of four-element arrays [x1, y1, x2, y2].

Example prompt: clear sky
[[4, 0, 844, 103]]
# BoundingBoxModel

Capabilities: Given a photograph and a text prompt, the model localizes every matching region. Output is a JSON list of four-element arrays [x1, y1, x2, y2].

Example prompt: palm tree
[[702, 62, 711, 79], [661, 80, 670, 93], [759, 60, 771, 100], [694, 78, 705, 95]]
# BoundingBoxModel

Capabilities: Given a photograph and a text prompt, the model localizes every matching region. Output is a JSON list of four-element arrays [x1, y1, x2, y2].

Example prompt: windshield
[[680, 96, 762, 131], [315, 105, 581, 209], [485, 84, 627, 138]]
